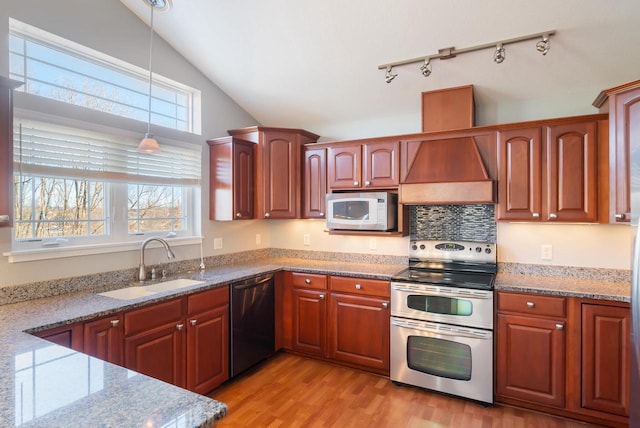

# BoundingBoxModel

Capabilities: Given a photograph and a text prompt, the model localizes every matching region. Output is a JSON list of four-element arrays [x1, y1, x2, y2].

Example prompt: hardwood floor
[[210, 353, 597, 428]]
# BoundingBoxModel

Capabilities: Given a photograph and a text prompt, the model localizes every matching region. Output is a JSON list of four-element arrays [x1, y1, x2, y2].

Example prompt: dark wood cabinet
[[207, 137, 254, 221], [0, 77, 21, 228], [327, 141, 399, 190], [84, 314, 123, 366], [303, 147, 327, 218], [594, 80, 640, 223], [292, 287, 327, 357], [497, 118, 601, 222], [34, 322, 84, 352], [186, 286, 229, 394], [124, 298, 185, 387], [580, 302, 630, 417], [227, 127, 319, 220]]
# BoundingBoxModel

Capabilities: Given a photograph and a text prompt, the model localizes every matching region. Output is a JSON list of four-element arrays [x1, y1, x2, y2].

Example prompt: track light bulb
[[385, 66, 397, 83], [536, 35, 550, 55], [420, 59, 432, 77], [494, 44, 506, 64]]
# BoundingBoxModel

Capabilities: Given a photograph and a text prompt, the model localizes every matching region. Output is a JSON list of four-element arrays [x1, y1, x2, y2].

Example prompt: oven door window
[[407, 336, 471, 381], [407, 295, 473, 316]]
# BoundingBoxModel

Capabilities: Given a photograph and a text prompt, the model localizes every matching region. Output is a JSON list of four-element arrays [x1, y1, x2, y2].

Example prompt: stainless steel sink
[[97, 278, 204, 300]]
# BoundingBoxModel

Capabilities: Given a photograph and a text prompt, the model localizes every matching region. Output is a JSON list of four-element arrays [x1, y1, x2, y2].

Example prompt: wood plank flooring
[[210, 353, 597, 428]]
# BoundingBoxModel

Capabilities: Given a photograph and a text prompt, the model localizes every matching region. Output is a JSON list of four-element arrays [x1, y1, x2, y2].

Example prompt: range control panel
[[409, 240, 496, 264]]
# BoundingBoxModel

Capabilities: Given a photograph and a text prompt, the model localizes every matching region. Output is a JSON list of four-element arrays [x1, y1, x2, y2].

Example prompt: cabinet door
[[303, 147, 327, 218], [292, 288, 327, 356], [496, 313, 565, 408], [186, 304, 229, 394], [124, 299, 185, 387], [84, 315, 124, 366], [497, 127, 542, 221], [260, 131, 300, 219], [545, 122, 597, 222], [0, 78, 19, 228], [363, 141, 399, 188], [328, 293, 389, 371], [610, 87, 640, 223], [34, 323, 84, 352], [327, 145, 361, 189], [233, 140, 254, 219], [581, 304, 630, 416]]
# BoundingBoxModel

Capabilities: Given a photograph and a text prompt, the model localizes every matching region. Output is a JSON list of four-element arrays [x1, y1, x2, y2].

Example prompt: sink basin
[[98, 287, 158, 300], [97, 278, 204, 300], [144, 278, 204, 293]]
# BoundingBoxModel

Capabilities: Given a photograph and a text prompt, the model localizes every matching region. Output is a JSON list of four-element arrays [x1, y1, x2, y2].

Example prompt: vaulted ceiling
[[120, 0, 640, 141]]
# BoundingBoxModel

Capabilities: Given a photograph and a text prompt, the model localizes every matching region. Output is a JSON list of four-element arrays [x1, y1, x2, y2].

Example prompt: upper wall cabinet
[[228, 127, 319, 219], [0, 77, 22, 228], [496, 116, 604, 222], [593, 80, 640, 223], [303, 146, 327, 219], [327, 140, 399, 190], [207, 137, 254, 221]]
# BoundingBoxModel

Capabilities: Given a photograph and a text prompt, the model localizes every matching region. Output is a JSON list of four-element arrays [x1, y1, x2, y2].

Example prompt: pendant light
[[137, 0, 168, 154]]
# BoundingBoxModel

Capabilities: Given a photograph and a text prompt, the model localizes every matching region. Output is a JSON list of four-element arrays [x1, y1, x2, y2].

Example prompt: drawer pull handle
[[526, 302, 535, 308], [190, 319, 197, 326], [382, 302, 388, 309], [319, 294, 325, 300], [110, 319, 120, 327], [555, 323, 564, 330], [549, 213, 558, 219], [532, 212, 540, 218], [305, 278, 311, 284], [355, 284, 361, 290], [353, 181, 359, 186], [0, 215, 9, 223], [176, 324, 184, 331], [615, 213, 625, 220]]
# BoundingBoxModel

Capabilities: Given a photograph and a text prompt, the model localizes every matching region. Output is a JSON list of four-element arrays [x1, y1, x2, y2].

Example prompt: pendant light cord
[[147, 3, 155, 136]]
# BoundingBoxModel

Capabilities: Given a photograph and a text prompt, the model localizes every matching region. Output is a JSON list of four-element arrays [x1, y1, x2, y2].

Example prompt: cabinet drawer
[[329, 276, 390, 298], [187, 285, 229, 316], [124, 298, 184, 336], [291, 272, 327, 290], [497, 292, 566, 318]]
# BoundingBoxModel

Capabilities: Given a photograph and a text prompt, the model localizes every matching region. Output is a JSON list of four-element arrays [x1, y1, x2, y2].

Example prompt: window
[[13, 119, 201, 251], [9, 18, 200, 134]]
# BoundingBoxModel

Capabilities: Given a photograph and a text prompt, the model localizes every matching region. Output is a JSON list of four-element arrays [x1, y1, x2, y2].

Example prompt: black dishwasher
[[230, 273, 275, 377]]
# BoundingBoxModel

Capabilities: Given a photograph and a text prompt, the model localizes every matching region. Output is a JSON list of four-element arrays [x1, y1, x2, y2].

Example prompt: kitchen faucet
[[139, 237, 176, 281]]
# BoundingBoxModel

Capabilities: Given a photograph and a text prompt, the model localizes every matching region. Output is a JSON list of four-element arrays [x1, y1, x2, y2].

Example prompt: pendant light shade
[[137, 0, 164, 154]]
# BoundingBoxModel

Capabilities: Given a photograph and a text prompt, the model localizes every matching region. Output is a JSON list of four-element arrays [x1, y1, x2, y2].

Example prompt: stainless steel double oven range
[[390, 240, 496, 404]]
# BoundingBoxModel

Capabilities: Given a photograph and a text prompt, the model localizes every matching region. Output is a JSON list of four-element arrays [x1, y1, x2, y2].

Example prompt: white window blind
[[14, 119, 201, 186]]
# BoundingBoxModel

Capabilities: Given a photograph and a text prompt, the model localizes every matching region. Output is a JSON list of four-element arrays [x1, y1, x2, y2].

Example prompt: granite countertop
[[0, 256, 629, 427]]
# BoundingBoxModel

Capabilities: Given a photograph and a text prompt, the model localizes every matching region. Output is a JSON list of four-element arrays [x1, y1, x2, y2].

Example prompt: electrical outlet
[[541, 244, 553, 260], [369, 238, 377, 250], [255, 234, 261, 245], [303, 234, 311, 246], [214, 238, 223, 250]]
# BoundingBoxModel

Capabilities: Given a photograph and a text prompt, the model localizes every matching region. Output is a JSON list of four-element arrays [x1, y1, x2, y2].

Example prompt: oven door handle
[[391, 319, 492, 340], [391, 285, 492, 299]]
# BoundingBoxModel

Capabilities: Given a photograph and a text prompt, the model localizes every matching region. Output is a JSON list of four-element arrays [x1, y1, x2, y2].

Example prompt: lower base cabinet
[[33, 322, 84, 352], [496, 291, 630, 427], [84, 314, 124, 366]]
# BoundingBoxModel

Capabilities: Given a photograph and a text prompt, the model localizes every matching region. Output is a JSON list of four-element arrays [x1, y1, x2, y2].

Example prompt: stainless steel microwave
[[326, 192, 398, 231]]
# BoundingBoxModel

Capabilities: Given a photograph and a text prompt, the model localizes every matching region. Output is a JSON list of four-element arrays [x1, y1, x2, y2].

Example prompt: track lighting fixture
[[536, 34, 551, 55], [493, 44, 506, 64], [385, 66, 397, 83], [420, 58, 432, 77], [378, 29, 555, 82]]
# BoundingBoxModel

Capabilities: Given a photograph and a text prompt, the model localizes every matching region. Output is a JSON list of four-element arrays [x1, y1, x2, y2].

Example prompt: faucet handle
[[162, 269, 167, 279], [151, 268, 157, 280]]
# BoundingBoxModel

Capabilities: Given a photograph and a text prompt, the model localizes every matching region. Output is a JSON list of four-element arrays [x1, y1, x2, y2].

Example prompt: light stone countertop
[[0, 256, 629, 427]]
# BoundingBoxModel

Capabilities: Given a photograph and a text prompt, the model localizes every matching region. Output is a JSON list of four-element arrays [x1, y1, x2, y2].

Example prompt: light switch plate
[[214, 238, 223, 250]]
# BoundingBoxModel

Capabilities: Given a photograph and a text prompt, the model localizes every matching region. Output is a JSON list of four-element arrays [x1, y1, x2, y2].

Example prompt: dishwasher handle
[[232, 273, 274, 291]]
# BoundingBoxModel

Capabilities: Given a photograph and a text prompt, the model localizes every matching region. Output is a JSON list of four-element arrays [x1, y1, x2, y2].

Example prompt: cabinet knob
[[355, 283, 361, 290], [532, 212, 540, 218], [0, 215, 9, 223], [305, 278, 311, 284], [319, 294, 325, 300], [264, 212, 271, 218], [190, 319, 197, 326], [353, 181, 359, 186], [319, 212, 324, 217], [549, 213, 558, 219], [615, 213, 626, 220], [382, 302, 388, 308], [526, 302, 535, 308], [236, 212, 241, 218], [110, 319, 120, 327], [365, 181, 371, 187], [555, 323, 564, 330], [176, 323, 184, 331]]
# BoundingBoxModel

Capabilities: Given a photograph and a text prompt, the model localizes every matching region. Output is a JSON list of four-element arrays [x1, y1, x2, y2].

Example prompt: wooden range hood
[[399, 134, 495, 205]]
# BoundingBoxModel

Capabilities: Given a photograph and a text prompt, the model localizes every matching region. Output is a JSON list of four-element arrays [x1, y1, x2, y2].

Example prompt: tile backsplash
[[410, 204, 496, 243]]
